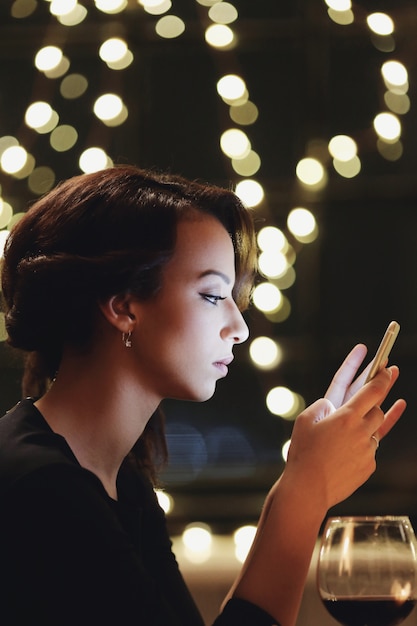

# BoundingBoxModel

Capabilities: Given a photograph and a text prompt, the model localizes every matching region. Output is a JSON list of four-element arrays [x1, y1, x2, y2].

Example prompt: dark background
[[0, 0, 417, 532]]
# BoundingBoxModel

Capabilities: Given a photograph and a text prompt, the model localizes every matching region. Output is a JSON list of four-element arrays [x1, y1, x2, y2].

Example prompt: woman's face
[[130, 214, 249, 402]]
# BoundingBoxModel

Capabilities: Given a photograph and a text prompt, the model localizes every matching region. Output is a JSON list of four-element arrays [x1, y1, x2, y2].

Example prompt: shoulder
[[0, 398, 83, 495]]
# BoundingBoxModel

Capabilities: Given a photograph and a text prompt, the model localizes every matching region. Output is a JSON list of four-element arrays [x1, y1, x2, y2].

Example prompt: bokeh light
[[234, 525, 256, 563], [252, 283, 282, 313], [367, 12, 394, 36], [234, 179, 264, 207], [249, 336, 283, 370]]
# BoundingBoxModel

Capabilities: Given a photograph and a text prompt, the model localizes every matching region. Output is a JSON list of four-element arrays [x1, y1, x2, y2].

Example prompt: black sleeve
[[0, 464, 204, 626], [213, 599, 280, 626]]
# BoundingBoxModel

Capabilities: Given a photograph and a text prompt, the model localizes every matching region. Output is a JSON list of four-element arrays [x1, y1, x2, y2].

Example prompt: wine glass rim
[[326, 515, 411, 523]]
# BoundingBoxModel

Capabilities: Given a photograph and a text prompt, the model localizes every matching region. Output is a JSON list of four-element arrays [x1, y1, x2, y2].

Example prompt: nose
[[222, 300, 249, 344]]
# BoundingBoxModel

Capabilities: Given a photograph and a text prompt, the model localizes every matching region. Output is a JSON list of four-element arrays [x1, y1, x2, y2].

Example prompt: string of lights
[[0, 0, 414, 537]]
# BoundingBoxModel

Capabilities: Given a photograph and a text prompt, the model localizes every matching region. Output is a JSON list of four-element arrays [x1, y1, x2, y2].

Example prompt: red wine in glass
[[322, 597, 415, 626], [317, 516, 417, 626]]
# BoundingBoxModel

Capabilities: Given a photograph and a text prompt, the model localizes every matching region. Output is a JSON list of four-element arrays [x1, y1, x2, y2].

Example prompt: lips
[[213, 355, 234, 377]]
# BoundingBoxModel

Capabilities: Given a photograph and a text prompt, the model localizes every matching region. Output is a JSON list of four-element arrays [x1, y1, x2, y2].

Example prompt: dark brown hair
[[1, 165, 257, 478]]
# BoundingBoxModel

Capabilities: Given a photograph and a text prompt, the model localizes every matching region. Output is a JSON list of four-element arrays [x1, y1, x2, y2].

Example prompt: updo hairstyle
[[1, 164, 257, 395]]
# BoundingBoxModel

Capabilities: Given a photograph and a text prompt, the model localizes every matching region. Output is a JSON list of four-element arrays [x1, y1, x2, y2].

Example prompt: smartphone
[[365, 321, 400, 383]]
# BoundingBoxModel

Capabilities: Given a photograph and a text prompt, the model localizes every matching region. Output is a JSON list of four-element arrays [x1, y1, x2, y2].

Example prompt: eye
[[200, 293, 227, 306]]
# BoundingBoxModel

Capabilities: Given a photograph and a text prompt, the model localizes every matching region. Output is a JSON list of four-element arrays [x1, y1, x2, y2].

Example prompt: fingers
[[289, 396, 381, 509], [325, 344, 367, 407], [343, 366, 397, 423], [348, 365, 405, 445], [377, 398, 407, 440], [361, 366, 404, 439], [287, 364, 405, 511]]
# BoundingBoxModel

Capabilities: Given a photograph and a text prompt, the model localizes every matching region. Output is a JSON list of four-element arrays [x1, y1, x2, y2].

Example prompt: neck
[[35, 350, 160, 500]]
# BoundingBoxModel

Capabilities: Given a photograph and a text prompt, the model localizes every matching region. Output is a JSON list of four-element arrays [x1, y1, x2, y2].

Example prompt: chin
[[172, 385, 217, 403]]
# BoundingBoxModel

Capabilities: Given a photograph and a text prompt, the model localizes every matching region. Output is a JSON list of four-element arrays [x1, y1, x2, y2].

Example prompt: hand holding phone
[[365, 321, 400, 383]]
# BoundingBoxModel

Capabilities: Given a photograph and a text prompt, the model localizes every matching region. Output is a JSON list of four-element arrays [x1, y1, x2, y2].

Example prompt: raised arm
[[223, 357, 406, 626]]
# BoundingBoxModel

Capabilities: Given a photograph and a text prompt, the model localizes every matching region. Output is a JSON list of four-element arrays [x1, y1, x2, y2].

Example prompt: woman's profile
[[0, 165, 406, 626]]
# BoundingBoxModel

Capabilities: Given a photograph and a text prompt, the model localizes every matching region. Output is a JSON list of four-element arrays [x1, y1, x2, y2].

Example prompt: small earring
[[122, 331, 132, 348]]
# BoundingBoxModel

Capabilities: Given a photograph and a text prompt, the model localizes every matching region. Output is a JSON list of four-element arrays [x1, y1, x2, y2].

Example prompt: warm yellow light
[[266, 386, 297, 418], [258, 251, 288, 279], [0, 201, 13, 229], [25, 101, 54, 129], [1, 146, 28, 174], [155, 15, 185, 38], [155, 489, 173, 514], [28, 166, 56, 195], [95, 0, 127, 13], [252, 283, 282, 313], [11, 0, 38, 19], [377, 139, 403, 162], [94, 94, 124, 121], [60, 73, 89, 99], [208, 1, 238, 24], [106, 51, 134, 70], [249, 336, 282, 369], [287, 208, 316, 238], [57, 3, 87, 25], [0, 136, 19, 157], [0, 230, 10, 260], [79, 148, 112, 173], [50, 125, 78, 152], [234, 525, 256, 563], [217, 74, 246, 102], [220, 128, 250, 159], [373, 112, 401, 141], [35, 46, 63, 72], [11, 153, 35, 180], [367, 12, 394, 36], [205, 24, 234, 48], [324, 0, 351, 9], [182, 524, 212, 551], [44, 56, 70, 80], [296, 157, 325, 186], [99, 38, 128, 63], [333, 156, 361, 178], [49, 0, 77, 16], [230, 101, 258, 125], [282, 439, 291, 462], [275, 266, 296, 291], [182, 523, 212, 563], [327, 8, 354, 25], [257, 226, 287, 253], [384, 91, 410, 115], [140, 0, 172, 15], [234, 179, 264, 208], [85, 35, 131, 69], [328, 135, 357, 161], [381, 61, 408, 88], [231, 151, 261, 176]]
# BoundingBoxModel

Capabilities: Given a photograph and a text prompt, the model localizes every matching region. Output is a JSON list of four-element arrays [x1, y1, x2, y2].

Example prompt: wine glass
[[317, 516, 417, 626]]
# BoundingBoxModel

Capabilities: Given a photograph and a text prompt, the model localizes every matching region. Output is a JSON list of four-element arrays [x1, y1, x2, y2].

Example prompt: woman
[[0, 165, 405, 626]]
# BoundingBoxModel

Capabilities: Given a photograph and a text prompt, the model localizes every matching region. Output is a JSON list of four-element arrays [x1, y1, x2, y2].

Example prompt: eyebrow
[[198, 270, 231, 285]]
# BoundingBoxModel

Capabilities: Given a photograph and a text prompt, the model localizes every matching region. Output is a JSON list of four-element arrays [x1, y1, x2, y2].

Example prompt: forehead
[[166, 215, 235, 277]]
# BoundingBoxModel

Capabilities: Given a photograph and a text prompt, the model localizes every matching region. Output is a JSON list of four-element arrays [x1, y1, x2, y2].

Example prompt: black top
[[0, 399, 278, 626]]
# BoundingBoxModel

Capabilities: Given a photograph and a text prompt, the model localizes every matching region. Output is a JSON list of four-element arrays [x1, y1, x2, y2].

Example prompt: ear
[[98, 294, 137, 333]]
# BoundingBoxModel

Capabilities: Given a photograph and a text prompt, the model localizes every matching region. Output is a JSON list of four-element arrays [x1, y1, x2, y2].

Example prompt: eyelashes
[[199, 293, 227, 306]]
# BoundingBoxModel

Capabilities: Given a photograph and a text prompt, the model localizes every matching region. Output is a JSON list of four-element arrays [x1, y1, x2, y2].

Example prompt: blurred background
[[0, 2, 417, 616]]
